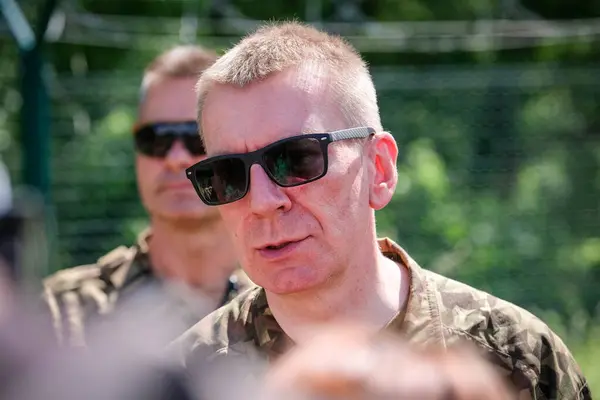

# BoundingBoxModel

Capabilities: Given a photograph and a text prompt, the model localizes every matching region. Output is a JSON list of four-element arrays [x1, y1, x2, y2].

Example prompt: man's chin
[[263, 269, 326, 295], [150, 207, 220, 226]]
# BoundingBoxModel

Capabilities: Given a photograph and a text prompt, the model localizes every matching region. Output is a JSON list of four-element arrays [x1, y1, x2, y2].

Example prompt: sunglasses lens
[[263, 137, 325, 186], [134, 123, 205, 157], [135, 127, 173, 157], [192, 158, 247, 205], [190, 136, 327, 206], [182, 136, 206, 156]]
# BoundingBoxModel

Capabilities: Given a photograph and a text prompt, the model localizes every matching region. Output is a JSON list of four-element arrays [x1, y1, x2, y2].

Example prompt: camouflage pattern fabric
[[171, 237, 591, 400], [42, 229, 253, 348]]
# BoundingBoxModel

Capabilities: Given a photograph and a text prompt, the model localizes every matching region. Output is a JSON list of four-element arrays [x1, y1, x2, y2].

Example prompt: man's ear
[[368, 132, 398, 210]]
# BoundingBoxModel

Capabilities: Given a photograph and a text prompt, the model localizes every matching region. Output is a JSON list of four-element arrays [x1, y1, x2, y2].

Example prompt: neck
[[266, 240, 410, 344], [148, 217, 237, 304]]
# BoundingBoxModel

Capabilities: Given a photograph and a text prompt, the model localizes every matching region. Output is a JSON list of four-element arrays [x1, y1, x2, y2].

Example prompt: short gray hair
[[139, 45, 218, 105], [195, 21, 383, 140]]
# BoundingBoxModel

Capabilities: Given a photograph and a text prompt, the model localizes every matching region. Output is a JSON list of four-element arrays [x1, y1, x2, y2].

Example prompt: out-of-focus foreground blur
[[1, 0, 599, 393]]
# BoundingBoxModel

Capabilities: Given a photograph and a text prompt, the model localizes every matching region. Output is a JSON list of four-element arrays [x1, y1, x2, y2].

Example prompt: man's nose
[[164, 140, 193, 171], [247, 164, 292, 217]]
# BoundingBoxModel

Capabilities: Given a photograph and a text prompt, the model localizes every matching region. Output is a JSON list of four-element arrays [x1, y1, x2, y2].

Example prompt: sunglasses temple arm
[[330, 127, 375, 142]]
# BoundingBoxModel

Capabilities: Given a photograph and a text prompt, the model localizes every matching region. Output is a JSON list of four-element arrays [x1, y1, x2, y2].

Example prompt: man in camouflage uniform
[[171, 22, 591, 399], [42, 45, 252, 348]]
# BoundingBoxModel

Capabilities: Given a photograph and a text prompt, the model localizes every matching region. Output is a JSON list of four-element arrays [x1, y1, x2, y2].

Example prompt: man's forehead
[[278, 62, 331, 94], [203, 124, 325, 157], [138, 76, 198, 124], [201, 68, 343, 155]]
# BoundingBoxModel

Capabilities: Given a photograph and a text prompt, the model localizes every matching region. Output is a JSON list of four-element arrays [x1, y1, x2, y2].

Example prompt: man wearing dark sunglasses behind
[[42, 45, 252, 348], [171, 22, 591, 400]]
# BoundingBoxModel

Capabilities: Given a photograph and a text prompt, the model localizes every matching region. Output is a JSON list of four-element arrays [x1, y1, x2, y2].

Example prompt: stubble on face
[[201, 65, 375, 295], [135, 77, 218, 223]]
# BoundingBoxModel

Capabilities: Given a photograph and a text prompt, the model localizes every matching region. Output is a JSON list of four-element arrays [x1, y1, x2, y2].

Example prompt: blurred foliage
[[51, 105, 145, 267], [1, 0, 598, 392]]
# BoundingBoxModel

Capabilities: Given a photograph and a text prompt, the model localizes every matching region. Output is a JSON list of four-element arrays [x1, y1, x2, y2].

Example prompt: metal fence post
[[1, 0, 57, 200], [20, 46, 50, 198], [1, 0, 58, 283]]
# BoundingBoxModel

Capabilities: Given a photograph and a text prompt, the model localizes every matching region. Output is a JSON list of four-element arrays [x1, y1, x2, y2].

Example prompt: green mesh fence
[[1, 20, 599, 389], [40, 62, 600, 323]]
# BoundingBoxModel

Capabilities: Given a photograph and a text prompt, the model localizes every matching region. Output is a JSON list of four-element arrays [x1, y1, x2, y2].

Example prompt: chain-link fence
[[2, 53, 599, 313], [43, 64, 599, 271], [1, 3, 599, 388]]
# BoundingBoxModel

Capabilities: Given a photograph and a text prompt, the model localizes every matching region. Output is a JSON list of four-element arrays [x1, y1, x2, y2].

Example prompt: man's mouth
[[257, 238, 308, 259], [265, 242, 292, 250], [162, 181, 193, 190]]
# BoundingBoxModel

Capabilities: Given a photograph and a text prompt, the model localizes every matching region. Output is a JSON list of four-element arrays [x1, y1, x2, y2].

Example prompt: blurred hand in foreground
[[263, 323, 516, 400]]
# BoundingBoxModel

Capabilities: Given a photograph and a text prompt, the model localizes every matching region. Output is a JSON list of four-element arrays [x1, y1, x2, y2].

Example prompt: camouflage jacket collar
[[117, 228, 153, 289], [247, 289, 291, 360], [113, 227, 252, 308], [95, 228, 153, 293], [249, 237, 446, 359], [378, 237, 446, 349]]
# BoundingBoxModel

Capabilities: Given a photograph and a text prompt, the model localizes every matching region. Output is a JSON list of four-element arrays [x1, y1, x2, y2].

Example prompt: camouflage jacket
[[42, 229, 253, 348], [171, 238, 591, 400]]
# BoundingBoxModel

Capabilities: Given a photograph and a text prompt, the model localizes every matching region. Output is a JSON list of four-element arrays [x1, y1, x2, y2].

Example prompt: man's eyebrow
[[299, 127, 325, 134], [206, 129, 324, 157], [207, 144, 249, 157], [207, 150, 232, 157]]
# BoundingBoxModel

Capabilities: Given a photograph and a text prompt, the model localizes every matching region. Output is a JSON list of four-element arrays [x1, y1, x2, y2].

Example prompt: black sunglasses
[[185, 127, 375, 206], [133, 121, 205, 158]]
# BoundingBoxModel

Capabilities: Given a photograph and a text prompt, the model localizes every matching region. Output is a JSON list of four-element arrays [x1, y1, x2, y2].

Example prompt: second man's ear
[[368, 132, 398, 211]]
